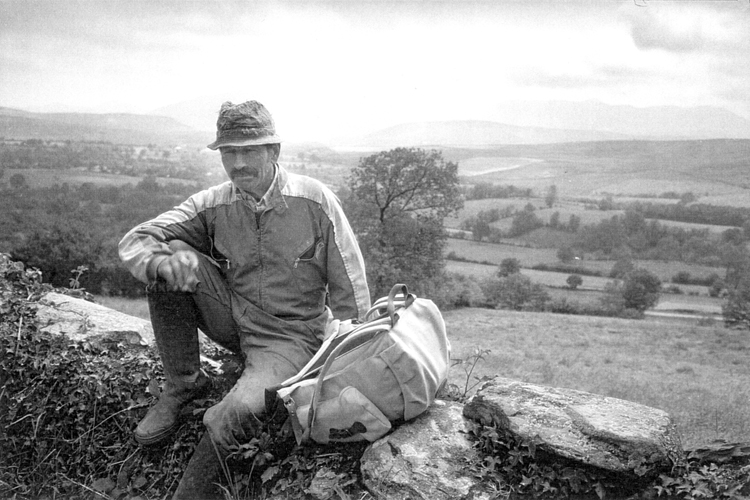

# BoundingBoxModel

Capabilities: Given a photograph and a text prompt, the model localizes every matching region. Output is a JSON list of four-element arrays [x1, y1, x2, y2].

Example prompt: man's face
[[220, 144, 278, 198]]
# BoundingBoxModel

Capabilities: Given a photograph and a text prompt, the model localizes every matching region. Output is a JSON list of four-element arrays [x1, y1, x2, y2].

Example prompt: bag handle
[[387, 284, 409, 325]]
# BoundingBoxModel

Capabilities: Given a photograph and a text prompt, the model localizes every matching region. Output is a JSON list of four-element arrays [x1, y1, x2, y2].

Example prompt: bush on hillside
[[723, 275, 750, 330], [482, 274, 550, 312]]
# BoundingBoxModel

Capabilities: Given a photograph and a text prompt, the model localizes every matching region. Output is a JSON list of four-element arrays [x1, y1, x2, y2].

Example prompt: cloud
[[629, 9, 705, 52]]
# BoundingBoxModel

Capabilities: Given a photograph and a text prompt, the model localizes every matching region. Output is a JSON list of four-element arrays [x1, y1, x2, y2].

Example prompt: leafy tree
[[12, 222, 104, 289], [566, 274, 583, 290], [568, 214, 581, 233], [609, 258, 635, 279], [621, 268, 661, 312], [472, 219, 491, 242], [508, 207, 543, 237], [723, 274, 750, 330], [498, 258, 522, 277], [720, 244, 750, 288], [346, 148, 463, 298], [557, 246, 576, 263], [9, 173, 27, 189], [549, 211, 561, 229], [545, 184, 558, 208]]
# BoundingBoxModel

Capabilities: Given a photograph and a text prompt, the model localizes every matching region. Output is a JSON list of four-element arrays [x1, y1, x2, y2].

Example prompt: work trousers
[[148, 247, 327, 452]]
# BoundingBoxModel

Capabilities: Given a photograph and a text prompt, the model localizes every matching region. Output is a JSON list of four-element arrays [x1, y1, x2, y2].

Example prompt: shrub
[[498, 257, 522, 277], [609, 258, 635, 279], [566, 274, 583, 290], [557, 246, 576, 263], [723, 275, 750, 330], [482, 274, 549, 311], [421, 272, 484, 310], [621, 268, 661, 312]]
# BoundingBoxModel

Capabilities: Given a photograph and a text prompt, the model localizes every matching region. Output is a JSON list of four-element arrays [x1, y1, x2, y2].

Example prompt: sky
[[1, 0, 749, 142]]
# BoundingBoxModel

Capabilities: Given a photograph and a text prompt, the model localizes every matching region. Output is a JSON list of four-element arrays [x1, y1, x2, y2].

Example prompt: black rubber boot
[[172, 433, 227, 500], [135, 286, 205, 446]]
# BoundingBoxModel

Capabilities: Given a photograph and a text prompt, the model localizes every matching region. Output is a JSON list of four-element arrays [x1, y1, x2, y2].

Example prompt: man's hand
[[155, 250, 201, 292]]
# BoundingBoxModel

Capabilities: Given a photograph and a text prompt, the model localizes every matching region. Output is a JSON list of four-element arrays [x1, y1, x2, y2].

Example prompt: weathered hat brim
[[207, 134, 283, 150]]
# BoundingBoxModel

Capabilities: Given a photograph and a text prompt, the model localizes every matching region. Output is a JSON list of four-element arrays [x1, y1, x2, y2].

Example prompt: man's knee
[[202, 388, 265, 452]]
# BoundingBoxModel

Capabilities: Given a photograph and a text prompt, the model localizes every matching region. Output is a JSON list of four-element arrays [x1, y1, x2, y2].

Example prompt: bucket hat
[[207, 101, 282, 150]]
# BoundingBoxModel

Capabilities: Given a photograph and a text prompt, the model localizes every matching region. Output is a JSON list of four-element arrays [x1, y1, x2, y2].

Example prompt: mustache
[[232, 169, 259, 177]]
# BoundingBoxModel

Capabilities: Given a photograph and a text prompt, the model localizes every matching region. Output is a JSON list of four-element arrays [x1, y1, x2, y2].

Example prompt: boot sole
[[134, 421, 180, 446]]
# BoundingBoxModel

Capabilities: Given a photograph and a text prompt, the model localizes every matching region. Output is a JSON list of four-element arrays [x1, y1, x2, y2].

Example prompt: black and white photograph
[[1, 1, 750, 499]]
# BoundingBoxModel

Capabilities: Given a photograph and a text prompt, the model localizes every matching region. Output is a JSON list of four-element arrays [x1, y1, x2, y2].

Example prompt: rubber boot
[[172, 433, 227, 500], [134, 287, 208, 446]]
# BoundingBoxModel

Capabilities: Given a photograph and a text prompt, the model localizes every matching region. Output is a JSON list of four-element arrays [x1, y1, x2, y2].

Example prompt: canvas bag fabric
[[271, 284, 450, 444]]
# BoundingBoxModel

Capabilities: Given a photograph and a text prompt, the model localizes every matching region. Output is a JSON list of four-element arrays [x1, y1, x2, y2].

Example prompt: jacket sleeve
[[320, 188, 371, 321], [118, 188, 219, 284]]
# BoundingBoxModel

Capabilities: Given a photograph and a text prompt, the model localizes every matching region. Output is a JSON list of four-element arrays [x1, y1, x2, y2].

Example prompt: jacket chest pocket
[[292, 237, 326, 291]]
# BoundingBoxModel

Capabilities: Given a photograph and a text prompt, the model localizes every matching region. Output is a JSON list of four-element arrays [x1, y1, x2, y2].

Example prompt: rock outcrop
[[464, 377, 685, 476], [37, 292, 154, 347]]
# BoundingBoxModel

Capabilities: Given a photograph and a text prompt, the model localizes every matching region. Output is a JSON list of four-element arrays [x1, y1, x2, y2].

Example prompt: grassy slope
[[444, 307, 750, 449]]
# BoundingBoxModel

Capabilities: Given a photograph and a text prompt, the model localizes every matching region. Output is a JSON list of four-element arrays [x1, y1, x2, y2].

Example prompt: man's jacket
[[119, 166, 371, 329]]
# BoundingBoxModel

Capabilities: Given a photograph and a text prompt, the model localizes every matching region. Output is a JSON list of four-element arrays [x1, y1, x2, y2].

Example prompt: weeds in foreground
[[441, 347, 494, 403]]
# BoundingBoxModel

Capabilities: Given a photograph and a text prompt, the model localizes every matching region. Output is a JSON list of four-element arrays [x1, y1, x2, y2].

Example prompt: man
[[119, 100, 370, 498]]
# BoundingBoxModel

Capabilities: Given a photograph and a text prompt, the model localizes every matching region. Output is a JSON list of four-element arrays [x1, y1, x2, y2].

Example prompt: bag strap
[[304, 284, 414, 441], [303, 319, 390, 441]]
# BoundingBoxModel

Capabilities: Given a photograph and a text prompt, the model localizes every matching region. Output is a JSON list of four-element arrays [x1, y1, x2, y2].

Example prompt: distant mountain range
[[347, 120, 633, 148], [3, 99, 750, 148], [0, 107, 206, 146]]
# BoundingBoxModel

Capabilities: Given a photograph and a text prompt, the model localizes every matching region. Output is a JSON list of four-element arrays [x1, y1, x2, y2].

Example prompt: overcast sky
[[1, 0, 749, 141]]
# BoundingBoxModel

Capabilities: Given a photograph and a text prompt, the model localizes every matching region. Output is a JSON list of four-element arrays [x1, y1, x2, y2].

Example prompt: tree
[[568, 214, 581, 233], [472, 219, 491, 242], [9, 173, 27, 189], [723, 273, 750, 330], [508, 207, 543, 237], [549, 211, 561, 229], [482, 273, 549, 311], [557, 246, 576, 263], [346, 148, 463, 298], [621, 268, 661, 312], [609, 258, 634, 279], [545, 184, 558, 208], [12, 222, 104, 289], [497, 258, 521, 277], [566, 274, 583, 290]]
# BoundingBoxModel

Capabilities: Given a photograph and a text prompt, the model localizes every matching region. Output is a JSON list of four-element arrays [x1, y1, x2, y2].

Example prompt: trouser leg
[[203, 351, 301, 452], [135, 246, 239, 446], [147, 286, 203, 392]]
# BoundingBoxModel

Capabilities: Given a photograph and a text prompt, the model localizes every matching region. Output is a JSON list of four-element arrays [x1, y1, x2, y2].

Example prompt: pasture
[[444, 307, 749, 449], [450, 197, 736, 235], [3, 168, 199, 189], [446, 237, 725, 283]]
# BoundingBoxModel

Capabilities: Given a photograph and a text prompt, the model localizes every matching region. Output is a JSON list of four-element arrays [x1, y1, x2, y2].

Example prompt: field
[[3, 167, 205, 189], [96, 296, 748, 450], [449, 198, 736, 235], [444, 307, 750, 449]]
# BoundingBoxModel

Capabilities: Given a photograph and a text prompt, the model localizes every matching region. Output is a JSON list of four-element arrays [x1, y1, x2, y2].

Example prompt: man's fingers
[[160, 251, 200, 292]]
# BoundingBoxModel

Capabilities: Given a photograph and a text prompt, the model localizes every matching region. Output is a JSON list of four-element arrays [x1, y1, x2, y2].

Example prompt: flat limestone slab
[[36, 292, 155, 347], [463, 377, 685, 475]]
